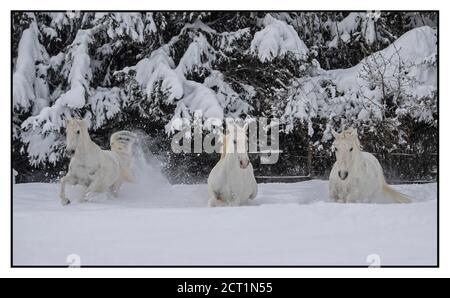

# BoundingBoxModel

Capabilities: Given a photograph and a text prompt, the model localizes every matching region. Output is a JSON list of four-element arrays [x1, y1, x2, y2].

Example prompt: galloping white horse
[[329, 128, 410, 204], [207, 123, 258, 207], [60, 119, 136, 205]]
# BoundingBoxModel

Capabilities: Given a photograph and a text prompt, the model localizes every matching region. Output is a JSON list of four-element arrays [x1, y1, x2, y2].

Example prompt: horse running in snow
[[329, 128, 410, 204], [207, 123, 258, 207], [60, 118, 136, 205]]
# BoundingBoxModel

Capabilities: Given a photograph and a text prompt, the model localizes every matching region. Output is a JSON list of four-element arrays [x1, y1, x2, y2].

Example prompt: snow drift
[[13, 180, 437, 266], [251, 14, 309, 62]]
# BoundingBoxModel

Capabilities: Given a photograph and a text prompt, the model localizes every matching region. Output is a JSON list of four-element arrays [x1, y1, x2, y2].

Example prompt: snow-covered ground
[[12, 165, 437, 266]]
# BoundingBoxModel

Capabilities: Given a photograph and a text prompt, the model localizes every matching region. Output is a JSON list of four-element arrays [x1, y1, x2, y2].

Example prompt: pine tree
[[12, 11, 438, 183]]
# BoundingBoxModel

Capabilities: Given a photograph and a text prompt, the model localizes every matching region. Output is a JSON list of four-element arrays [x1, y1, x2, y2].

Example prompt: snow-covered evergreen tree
[[12, 11, 438, 182]]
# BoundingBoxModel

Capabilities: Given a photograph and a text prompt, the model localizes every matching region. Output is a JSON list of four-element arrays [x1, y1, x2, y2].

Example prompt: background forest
[[12, 11, 438, 183]]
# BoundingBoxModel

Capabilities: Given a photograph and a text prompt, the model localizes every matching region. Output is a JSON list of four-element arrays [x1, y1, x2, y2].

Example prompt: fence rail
[[254, 150, 437, 183]]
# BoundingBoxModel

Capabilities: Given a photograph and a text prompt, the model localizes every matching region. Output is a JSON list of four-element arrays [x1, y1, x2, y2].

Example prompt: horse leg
[[83, 175, 106, 200], [249, 184, 258, 200], [229, 198, 240, 207], [329, 183, 340, 203], [208, 187, 226, 207], [227, 191, 241, 207], [207, 185, 216, 207], [109, 180, 122, 198], [208, 198, 217, 207], [208, 193, 220, 207], [208, 196, 225, 207], [344, 192, 359, 203], [60, 174, 77, 206]]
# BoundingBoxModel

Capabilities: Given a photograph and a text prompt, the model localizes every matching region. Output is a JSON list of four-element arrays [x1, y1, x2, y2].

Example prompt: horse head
[[65, 118, 88, 157], [222, 121, 250, 169], [331, 127, 361, 180]]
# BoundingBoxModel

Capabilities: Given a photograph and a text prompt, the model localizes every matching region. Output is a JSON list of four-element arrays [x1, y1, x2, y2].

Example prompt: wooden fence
[[254, 151, 437, 184]]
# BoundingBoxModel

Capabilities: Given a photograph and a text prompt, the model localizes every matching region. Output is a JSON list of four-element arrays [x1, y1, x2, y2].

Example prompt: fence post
[[307, 143, 312, 177]]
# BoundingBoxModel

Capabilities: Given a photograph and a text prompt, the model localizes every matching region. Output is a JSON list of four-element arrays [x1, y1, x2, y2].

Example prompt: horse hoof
[[84, 192, 95, 201], [61, 199, 70, 206]]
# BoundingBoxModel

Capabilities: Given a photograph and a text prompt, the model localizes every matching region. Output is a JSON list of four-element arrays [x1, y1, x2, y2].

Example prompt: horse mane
[[220, 133, 227, 160], [341, 130, 362, 151], [68, 118, 91, 145]]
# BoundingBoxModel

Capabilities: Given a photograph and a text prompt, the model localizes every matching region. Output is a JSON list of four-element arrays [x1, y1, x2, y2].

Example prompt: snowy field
[[11, 13, 438, 268], [13, 166, 437, 266]]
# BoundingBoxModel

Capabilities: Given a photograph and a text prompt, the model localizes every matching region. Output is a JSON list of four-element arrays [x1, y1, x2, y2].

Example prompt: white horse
[[207, 123, 258, 207], [329, 128, 410, 204], [60, 119, 136, 205]]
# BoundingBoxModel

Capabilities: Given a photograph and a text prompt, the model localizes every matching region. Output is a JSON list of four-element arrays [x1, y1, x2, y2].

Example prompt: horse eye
[[76, 130, 80, 135], [350, 147, 353, 152], [335, 148, 338, 152], [233, 140, 237, 145]]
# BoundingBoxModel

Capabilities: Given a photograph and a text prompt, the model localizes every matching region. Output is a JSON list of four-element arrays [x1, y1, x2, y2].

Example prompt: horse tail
[[110, 131, 137, 183], [382, 182, 411, 204]]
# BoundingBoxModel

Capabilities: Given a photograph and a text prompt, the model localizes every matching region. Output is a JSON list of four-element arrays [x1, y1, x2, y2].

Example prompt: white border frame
[[2, 0, 447, 278]]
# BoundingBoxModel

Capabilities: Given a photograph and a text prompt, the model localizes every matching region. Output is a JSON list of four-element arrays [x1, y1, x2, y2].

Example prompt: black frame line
[[10, 9, 440, 268]]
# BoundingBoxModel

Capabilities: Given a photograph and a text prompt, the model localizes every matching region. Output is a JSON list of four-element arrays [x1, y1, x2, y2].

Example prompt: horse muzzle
[[338, 170, 348, 180], [240, 159, 250, 169], [66, 149, 75, 157]]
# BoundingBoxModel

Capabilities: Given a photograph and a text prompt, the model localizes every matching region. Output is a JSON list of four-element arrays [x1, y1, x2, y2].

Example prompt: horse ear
[[350, 128, 358, 137], [331, 129, 339, 138]]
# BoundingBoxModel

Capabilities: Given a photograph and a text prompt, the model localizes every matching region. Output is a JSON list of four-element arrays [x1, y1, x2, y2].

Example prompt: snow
[[18, 26, 100, 165], [180, 81, 223, 121], [49, 52, 65, 69], [130, 47, 184, 102], [182, 19, 217, 35], [12, 13, 438, 168], [41, 26, 57, 39], [109, 13, 146, 42], [144, 13, 157, 35], [48, 12, 71, 30], [204, 70, 252, 117], [381, 26, 436, 63], [11, 13, 438, 267], [176, 34, 217, 75], [282, 76, 322, 134], [99, 12, 157, 42], [166, 80, 224, 132], [88, 87, 125, 129], [64, 29, 93, 108], [21, 28, 93, 133], [329, 26, 437, 92], [13, 22, 49, 112], [281, 26, 437, 139], [20, 131, 61, 165], [219, 28, 251, 53], [328, 12, 380, 48], [330, 26, 437, 125], [250, 14, 308, 62], [126, 44, 224, 133], [13, 168, 437, 266], [328, 13, 363, 48]]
